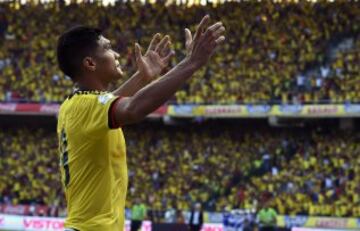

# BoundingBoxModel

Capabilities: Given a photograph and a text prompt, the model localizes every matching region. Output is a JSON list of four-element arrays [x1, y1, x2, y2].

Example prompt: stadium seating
[[1, 123, 359, 217], [225, 128, 360, 217], [325, 39, 360, 103], [0, 1, 358, 104]]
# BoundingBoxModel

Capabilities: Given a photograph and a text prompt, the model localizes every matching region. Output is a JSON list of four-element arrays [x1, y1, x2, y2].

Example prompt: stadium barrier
[[278, 215, 360, 229], [292, 228, 355, 231], [6, 213, 356, 230], [2, 205, 360, 230], [168, 104, 360, 118], [2, 102, 360, 118], [0, 204, 49, 216], [203, 212, 360, 230], [0, 103, 167, 117], [0, 214, 223, 231], [0, 214, 153, 231]]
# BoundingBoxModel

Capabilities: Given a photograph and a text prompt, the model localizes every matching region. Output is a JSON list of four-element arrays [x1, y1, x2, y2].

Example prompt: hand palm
[[135, 34, 174, 82], [138, 51, 166, 81]]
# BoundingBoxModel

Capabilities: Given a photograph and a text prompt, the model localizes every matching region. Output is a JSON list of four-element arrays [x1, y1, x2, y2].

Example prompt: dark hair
[[57, 26, 102, 81]]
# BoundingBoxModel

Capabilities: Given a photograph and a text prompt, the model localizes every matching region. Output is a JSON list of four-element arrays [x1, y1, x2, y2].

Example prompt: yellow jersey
[[57, 90, 127, 231]]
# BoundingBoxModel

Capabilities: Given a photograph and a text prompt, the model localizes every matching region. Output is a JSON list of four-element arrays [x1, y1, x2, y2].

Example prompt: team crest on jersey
[[98, 93, 114, 105]]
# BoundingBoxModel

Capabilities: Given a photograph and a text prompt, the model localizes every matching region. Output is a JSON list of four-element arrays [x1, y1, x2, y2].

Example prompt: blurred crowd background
[[0, 0, 359, 104], [1, 121, 360, 218], [1, 0, 360, 226]]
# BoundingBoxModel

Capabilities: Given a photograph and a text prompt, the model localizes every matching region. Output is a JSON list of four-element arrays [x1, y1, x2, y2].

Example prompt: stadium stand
[[1, 122, 360, 217], [1, 1, 360, 229], [0, 1, 358, 103]]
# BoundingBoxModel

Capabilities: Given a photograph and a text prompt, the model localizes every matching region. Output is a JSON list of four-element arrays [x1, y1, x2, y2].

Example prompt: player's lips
[[116, 62, 123, 74], [116, 63, 123, 71]]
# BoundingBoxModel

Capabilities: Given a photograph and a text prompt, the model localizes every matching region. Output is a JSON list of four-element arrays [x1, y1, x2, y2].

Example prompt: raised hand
[[184, 15, 225, 68], [135, 33, 175, 82]]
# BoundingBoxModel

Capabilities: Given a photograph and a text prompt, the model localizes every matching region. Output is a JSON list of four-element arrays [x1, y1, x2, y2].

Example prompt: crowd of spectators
[[225, 127, 360, 217], [0, 128, 64, 209], [324, 39, 360, 103], [1, 122, 360, 218], [0, 0, 358, 104]]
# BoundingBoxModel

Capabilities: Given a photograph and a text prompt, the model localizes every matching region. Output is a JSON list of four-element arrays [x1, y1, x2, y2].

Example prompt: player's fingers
[[159, 39, 172, 57], [208, 21, 223, 32], [214, 35, 226, 45], [204, 22, 223, 40], [160, 40, 171, 57], [147, 33, 161, 53], [155, 35, 170, 53], [208, 36, 225, 57], [193, 15, 210, 42], [210, 26, 226, 41], [162, 49, 175, 64], [134, 43, 143, 63]]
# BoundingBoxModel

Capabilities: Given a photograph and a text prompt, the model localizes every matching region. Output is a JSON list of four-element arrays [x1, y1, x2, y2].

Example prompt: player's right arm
[[111, 15, 225, 126]]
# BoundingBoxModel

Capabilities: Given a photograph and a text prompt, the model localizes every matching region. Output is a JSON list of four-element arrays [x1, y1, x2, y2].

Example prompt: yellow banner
[[167, 104, 360, 118], [277, 215, 360, 229]]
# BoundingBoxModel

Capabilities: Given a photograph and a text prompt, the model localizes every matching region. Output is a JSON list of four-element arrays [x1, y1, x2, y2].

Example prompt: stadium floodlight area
[[0, 0, 340, 6]]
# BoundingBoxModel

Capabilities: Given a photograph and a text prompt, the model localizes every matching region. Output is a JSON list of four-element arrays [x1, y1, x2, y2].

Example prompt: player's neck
[[76, 77, 109, 92]]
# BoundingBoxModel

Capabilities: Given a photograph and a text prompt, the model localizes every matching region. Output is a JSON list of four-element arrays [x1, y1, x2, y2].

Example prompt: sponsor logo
[[23, 218, 64, 230], [0, 103, 17, 112], [204, 106, 242, 116], [344, 104, 360, 113], [173, 105, 195, 115], [40, 105, 60, 114], [201, 223, 223, 231], [246, 105, 271, 114], [284, 216, 308, 228], [315, 218, 348, 228], [279, 105, 303, 114], [3, 205, 27, 215], [306, 106, 338, 115]]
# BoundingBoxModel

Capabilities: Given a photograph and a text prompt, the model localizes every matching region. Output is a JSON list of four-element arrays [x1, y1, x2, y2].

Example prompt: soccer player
[[56, 15, 225, 231]]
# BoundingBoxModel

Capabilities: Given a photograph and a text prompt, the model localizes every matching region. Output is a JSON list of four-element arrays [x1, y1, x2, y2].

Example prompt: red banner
[[0, 204, 49, 216], [0, 205, 30, 215], [0, 103, 167, 117]]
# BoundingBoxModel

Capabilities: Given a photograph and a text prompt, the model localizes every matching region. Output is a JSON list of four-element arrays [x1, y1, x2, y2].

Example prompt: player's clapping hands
[[184, 15, 226, 69], [134, 33, 175, 82]]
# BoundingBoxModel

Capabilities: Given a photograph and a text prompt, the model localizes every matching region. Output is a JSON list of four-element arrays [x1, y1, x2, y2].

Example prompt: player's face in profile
[[95, 35, 124, 82]]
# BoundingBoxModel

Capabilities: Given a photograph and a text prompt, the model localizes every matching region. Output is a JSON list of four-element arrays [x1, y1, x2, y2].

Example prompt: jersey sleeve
[[81, 93, 121, 137]]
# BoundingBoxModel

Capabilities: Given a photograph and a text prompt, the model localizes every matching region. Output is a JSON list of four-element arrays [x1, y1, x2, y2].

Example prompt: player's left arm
[[112, 33, 174, 97]]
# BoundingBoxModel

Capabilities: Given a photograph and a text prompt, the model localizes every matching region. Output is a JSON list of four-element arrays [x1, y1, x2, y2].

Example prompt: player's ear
[[83, 56, 96, 72]]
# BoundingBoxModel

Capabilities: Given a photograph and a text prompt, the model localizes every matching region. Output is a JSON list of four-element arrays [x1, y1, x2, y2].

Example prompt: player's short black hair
[[57, 26, 102, 81]]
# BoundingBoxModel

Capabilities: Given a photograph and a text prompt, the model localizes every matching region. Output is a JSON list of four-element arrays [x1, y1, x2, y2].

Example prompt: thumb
[[184, 28, 192, 49]]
